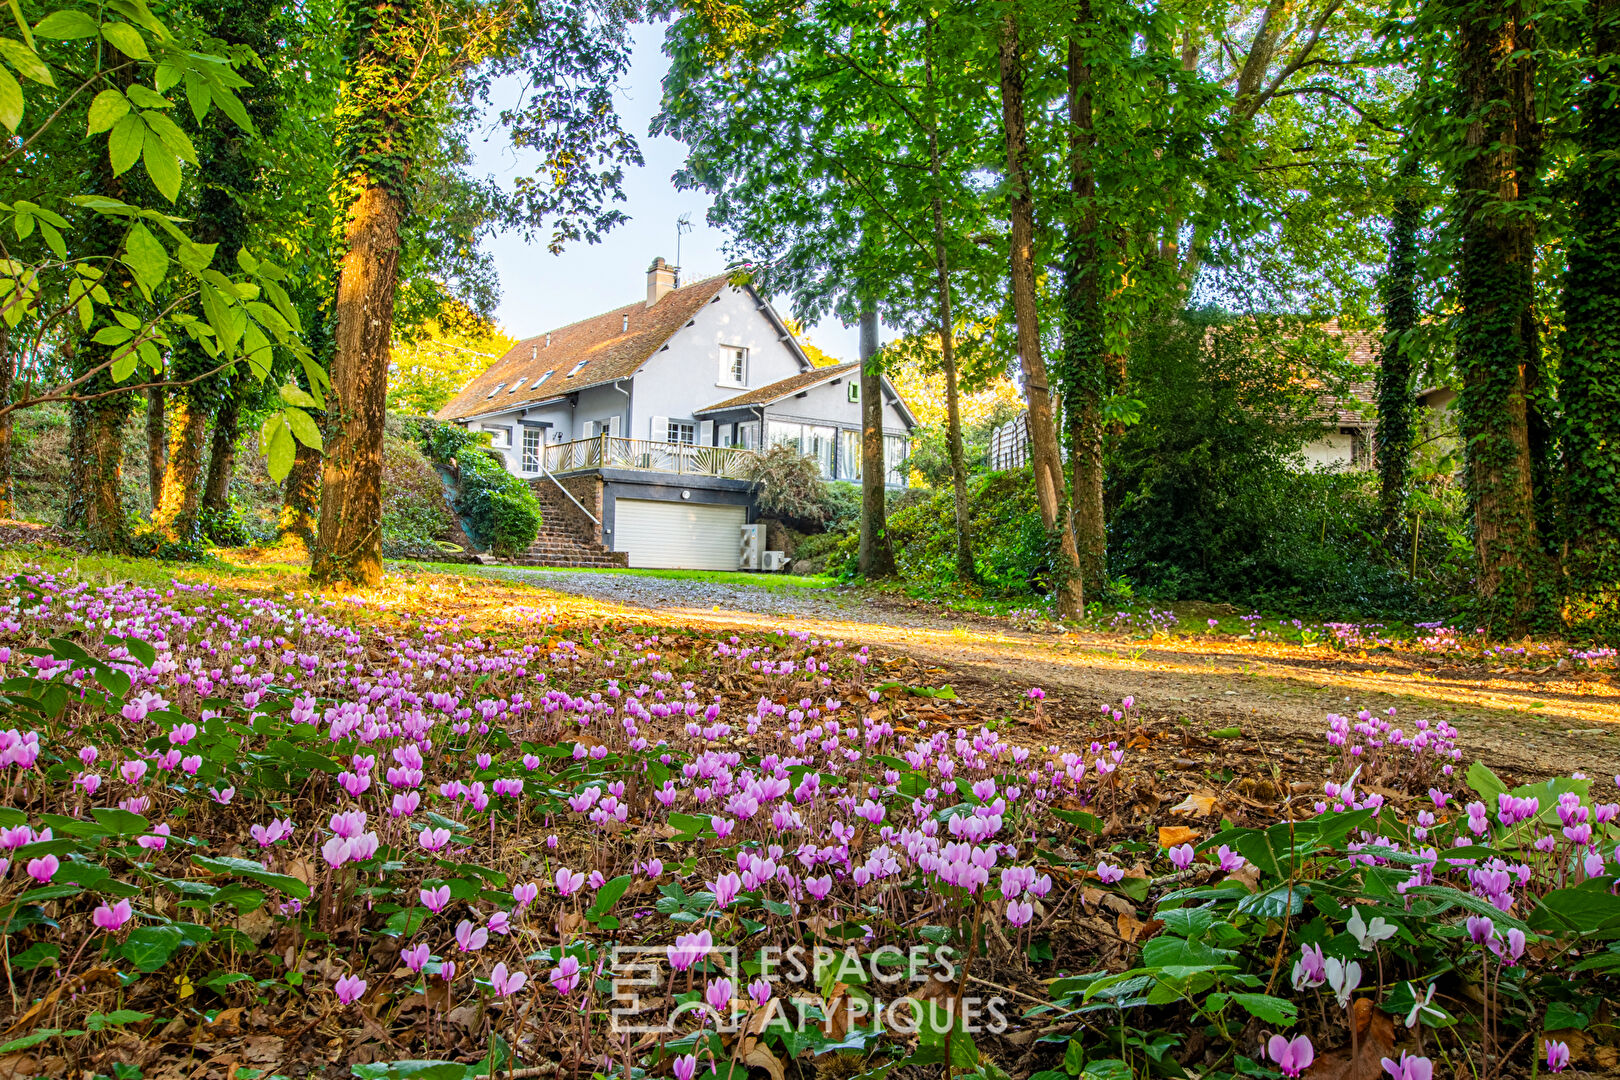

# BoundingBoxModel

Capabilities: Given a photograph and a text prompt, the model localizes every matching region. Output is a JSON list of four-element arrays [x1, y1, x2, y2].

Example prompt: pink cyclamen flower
[[555, 867, 585, 897], [93, 898, 132, 932], [418, 827, 450, 852], [705, 977, 733, 1016], [26, 854, 58, 884], [710, 871, 742, 909], [1096, 862, 1124, 884], [672, 1055, 698, 1080], [549, 955, 582, 996], [334, 973, 367, 1005], [1006, 899, 1033, 927], [1268, 1034, 1314, 1078], [490, 961, 527, 997], [454, 919, 488, 952], [512, 881, 538, 907], [120, 759, 147, 785], [1546, 1040, 1570, 1073], [669, 929, 713, 972], [420, 885, 451, 913], [137, 823, 170, 852], [748, 978, 772, 1005], [488, 911, 511, 935], [401, 943, 431, 973], [321, 836, 352, 868], [1380, 1052, 1433, 1080], [1216, 845, 1246, 872], [1168, 844, 1195, 871]]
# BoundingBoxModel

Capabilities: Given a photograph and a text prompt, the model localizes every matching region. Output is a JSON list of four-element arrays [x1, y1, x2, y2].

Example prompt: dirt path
[[478, 567, 1620, 783]]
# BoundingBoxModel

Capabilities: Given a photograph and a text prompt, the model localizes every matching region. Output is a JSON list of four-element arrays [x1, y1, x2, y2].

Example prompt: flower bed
[[0, 566, 1614, 1079]]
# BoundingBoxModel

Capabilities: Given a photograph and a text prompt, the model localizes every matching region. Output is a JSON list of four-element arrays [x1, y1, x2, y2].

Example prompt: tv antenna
[[675, 213, 693, 285]]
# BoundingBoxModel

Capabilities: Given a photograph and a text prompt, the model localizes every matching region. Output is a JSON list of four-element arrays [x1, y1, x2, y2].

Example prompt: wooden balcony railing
[[542, 436, 758, 480]]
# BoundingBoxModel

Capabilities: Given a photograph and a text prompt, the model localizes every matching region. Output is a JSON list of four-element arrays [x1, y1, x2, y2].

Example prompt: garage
[[612, 498, 746, 570]]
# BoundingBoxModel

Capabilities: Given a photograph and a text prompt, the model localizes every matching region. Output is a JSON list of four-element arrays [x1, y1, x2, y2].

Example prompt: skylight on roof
[[566, 360, 588, 377], [508, 377, 526, 393], [486, 383, 505, 398], [535, 371, 553, 386]]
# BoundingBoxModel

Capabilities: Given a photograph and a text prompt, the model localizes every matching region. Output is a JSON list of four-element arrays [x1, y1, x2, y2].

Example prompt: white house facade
[[435, 259, 915, 570]]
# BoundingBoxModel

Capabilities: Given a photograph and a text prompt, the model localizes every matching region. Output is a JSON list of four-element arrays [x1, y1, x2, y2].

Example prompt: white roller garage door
[[613, 499, 746, 570]]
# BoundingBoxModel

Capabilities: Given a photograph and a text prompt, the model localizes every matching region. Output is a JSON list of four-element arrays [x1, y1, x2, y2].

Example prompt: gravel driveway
[[472, 566, 899, 623]]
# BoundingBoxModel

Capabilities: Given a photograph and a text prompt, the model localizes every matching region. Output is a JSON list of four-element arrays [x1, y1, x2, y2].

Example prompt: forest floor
[[471, 565, 1620, 785]]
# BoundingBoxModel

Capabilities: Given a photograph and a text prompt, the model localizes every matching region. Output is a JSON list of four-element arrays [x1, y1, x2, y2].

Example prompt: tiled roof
[[1307, 329, 1377, 427], [436, 274, 732, 421], [697, 361, 861, 412]]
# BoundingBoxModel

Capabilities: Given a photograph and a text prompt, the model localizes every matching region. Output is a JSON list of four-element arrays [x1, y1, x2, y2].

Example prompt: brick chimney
[[646, 257, 676, 306]]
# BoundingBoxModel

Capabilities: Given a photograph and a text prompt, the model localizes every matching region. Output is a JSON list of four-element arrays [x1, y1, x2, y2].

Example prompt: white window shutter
[[608, 415, 621, 437], [650, 415, 669, 442], [698, 419, 714, 446], [582, 419, 597, 439]]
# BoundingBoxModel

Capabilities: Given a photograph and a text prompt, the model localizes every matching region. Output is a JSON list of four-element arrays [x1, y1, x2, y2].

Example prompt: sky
[[467, 20, 870, 362]]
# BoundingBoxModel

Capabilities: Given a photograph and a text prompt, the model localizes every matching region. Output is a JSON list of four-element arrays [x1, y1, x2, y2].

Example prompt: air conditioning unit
[[762, 550, 788, 572], [739, 524, 762, 570]]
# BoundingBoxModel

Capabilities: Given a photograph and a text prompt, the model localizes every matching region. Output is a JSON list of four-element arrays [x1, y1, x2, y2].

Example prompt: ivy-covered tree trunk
[[1512, 14, 1557, 552], [65, 398, 132, 551], [1453, 0, 1542, 626], [154, 0, 277, 541], [310, 0, 419, 588], [1375, 153, 1421, 537], [157, 399, 209, 535], [857, 302, 896, 578], [145, 385, 166, 512], [0, 327, 13, 519], [1561, 0, 1620, 617], [280, 441, 322, 545], [202, 393, 240, 516], [998, 5, 1084, 618], [923, 17, 973, 583], [1063, 7, 1107, 598], [63, 157, 134, 551]]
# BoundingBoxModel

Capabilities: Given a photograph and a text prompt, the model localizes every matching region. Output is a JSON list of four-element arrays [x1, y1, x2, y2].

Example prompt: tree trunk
[[1063, 7, 1107, 598], [998, 6, 1084, 617], [279, 440, 322, 546], [1375, 153, 1421, 538], [1513, 12, 1557, 551], [154, 0, 277, 541], [1453, 0, 1542, 625], [311, 182, 404, 587], [65, 401, 130, 550], [1561, 0, 1620, 607], [153, 397, 210, 540], [144, 385, 166, 514], [923, 16, 974, 583], [63, 139, 134, 551], [202, 393, 240, 515], [0, 326, 12, 519], [857, 303, 897, 578]]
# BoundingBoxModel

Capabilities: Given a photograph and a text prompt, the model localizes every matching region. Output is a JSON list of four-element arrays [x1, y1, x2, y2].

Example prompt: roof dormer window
[[567, 360, 588, 377]]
